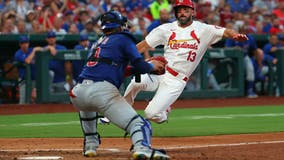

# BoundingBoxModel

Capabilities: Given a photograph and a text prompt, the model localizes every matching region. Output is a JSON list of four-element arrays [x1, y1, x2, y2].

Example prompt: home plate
[[17, 156, 63, 160]]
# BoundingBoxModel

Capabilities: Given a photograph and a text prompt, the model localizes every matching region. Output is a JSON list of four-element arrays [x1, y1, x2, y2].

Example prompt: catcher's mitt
[[147, 55, 168, 64], [147, 56, 168, 75]]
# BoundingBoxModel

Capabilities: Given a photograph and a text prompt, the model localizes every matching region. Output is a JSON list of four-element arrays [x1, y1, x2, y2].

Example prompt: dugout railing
[[31, 48, 247, 103]]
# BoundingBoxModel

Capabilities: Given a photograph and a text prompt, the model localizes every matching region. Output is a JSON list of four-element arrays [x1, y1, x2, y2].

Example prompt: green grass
[[0, 105, 284, 138]]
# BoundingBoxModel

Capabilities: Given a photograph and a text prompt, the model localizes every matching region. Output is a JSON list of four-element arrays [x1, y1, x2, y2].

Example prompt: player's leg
[[98, 74, 160, 125], [124, 74, 160, 105], [244, 55, 257, 98], [71, 81, 169, 159], [99, 88, 169, 159], [145, 74, 187, 123], [78, 111, 100, 157], [70, 81, 104, 157], [18, 81, 26, 104]]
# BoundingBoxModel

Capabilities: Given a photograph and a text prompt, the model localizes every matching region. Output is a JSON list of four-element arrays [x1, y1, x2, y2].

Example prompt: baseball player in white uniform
[[121, 0, 249, 123]]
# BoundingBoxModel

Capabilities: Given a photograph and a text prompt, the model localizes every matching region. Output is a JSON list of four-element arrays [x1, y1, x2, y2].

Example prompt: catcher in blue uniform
[[69, 10, 169, 159]]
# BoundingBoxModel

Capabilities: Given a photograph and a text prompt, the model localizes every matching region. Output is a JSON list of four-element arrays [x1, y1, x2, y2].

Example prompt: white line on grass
[[1, 113, 284, 127], [1, 140, 284, 152], [187, 113, 284, 120]]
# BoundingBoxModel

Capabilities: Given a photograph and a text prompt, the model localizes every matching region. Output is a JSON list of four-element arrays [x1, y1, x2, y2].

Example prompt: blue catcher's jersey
[[78, 31, 145, 88]]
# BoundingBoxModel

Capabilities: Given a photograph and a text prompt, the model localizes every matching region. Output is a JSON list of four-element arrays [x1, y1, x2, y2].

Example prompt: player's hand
[[150, 60, 165, 75], [233, 34, 248, 41]]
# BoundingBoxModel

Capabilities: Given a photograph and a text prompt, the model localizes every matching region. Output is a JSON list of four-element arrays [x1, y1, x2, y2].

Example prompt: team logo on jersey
[[167, 31, 199, 50], [190, 30, 200, 44]]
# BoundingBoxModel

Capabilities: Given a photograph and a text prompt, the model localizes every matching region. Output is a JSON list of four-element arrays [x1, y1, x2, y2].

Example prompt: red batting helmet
[[173, 0, 194, 10]]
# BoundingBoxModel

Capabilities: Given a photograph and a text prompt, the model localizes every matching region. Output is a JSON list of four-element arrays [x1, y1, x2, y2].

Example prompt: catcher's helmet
[[173, 0, 194, 10], [100, 11, 127, 30]]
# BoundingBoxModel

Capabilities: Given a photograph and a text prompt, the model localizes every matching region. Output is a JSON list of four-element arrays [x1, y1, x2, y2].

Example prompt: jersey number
[[87, 47, 101, 67], [187, 51, 196, 62]]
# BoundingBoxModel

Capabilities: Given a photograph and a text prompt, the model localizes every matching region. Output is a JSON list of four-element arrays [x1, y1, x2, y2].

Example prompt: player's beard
[[177, 15, 192, 26]]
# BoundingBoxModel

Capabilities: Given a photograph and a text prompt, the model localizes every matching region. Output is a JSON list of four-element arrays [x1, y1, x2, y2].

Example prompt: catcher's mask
[[100, 10, 127, 30]]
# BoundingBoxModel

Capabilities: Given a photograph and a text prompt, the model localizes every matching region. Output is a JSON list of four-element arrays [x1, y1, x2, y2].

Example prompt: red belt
[[166, 66, 188, 82]]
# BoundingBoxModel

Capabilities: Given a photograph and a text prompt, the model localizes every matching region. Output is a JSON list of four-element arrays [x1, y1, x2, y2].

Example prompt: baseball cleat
[[83, 144, 97, 157], [132, 148, 170, 160], [98, 117, 110, 125], [84, 150, 97, 157]]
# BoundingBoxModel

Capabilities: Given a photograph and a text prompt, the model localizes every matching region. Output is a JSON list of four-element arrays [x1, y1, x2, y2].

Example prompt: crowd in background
[[1, 0, 284, 104], [0, 0, 283, 37]]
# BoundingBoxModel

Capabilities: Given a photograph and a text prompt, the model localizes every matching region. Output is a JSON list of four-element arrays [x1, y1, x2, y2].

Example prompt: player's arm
[[25, 47, 42, 64], [136, 40, 151, 53], [223, 28, 248, 41]]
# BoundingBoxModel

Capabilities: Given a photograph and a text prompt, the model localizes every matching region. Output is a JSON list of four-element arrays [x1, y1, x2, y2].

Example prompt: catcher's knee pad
[[124, 115, 152, 148], [79, 111, 101, 146]]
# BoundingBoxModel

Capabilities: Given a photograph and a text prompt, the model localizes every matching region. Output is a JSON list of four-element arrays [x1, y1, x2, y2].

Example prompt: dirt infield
[[0, 97, 284, 160]]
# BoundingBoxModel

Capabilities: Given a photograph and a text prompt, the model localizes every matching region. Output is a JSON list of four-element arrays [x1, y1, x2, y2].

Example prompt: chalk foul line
[[1, 140, 284, 153]]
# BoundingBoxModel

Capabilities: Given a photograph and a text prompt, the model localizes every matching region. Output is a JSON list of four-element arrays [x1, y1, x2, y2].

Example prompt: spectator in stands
[[219, 4, 233, 27], [31, 19, 46, 33], [232, 12, 245, 31], [87, 0, 105, 19], [195, 1, 212, 21], [65, 0, 80, 13], [225, 26, 263, 98], [0, 0, 5, 11], [43, 31, 72, 93], [37, 6, 54, 31], [272, 0, 284, 26], [14, 35, 43, 104], [52, 14, 67, 34], [1, 16, 17, 34], [242, 14, 256, 34], [62, 10, 74, 32], [130, 9, 151, 31], [147, 8, 172, 33], [76, 8, 90, 32], [112, 1, 128, 17], [125, 0, 153, 12], [68, 23, 80, 34], [269, 17, 283, 34], [50, 0, 67, 15], [101, 0, 114, 12], [253, 0, 276, 13], [227, 0, 251, 13], [262, 12, 274, 34], [132, 17, 148, 37], [4, 0, 31, 20], [149, 0, 170, 20], [204, 10, 220, 25], [255, 21, 265, 34], [16, 19, 27, 34], [80, 18, 99, 39], [25, 10, 36, 33]]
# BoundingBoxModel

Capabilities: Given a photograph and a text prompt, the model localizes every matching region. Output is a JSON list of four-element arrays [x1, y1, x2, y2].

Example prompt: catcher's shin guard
[[124, 115, 152, 149], [124, 115, 170, 159], [79, 111, 101, 157]]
